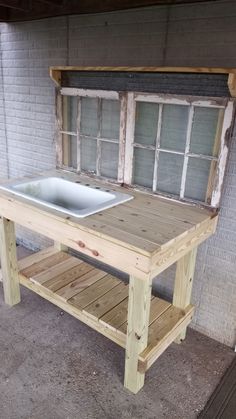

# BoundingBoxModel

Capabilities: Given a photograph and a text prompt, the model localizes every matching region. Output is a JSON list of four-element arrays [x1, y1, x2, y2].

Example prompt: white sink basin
[[0, 177, 133, 218]]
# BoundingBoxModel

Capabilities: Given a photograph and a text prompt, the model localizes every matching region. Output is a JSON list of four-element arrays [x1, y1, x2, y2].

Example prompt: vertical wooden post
[[0, 217, 20, 306], [173, 247, 197, 343], [124, 275, 152, 393], [54, 242, 68, 252]]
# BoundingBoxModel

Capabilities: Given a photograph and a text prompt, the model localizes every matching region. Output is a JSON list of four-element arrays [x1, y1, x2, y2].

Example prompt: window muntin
[[58, 88, 233, 207]]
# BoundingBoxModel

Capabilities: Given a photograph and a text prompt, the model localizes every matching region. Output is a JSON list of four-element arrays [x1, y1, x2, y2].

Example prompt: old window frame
[[56, 88, 234, 208], [124, 92, 234, 207], [57, 88, 127, 183]]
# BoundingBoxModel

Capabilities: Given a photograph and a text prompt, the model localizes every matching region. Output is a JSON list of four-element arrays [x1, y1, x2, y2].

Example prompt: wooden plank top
[[0, 169, 215, 258]]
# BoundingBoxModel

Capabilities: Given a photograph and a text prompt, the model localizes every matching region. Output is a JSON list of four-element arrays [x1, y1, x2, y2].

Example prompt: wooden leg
[[124, 275, 152, 393], [0, 217, 20, 306], [173, 247, 197, 343]]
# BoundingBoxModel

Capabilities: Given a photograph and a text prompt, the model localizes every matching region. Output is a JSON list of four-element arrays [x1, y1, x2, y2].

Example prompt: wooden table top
[[0, 169, 215, 258]]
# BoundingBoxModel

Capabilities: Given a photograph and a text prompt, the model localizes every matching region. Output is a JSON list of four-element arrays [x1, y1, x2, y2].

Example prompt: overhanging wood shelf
[[49, 66, 236, 97]]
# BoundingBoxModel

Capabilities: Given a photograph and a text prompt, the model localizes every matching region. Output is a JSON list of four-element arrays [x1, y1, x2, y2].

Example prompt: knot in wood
[[77, 241, 85, 248], [92, 250, 99, 257]]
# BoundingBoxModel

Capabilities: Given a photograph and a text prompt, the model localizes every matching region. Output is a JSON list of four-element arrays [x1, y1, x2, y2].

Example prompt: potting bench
[[0, 169, 217, 393]]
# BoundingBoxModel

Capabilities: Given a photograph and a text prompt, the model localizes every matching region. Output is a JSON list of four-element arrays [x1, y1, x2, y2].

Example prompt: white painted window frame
[[124, 92, 234, 207], [57, 88, 235, 208], [59, 87, 127, 183]]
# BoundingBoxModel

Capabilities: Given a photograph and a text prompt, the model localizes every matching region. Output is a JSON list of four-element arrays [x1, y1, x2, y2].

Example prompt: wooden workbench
[[0, 169, 217, 393]]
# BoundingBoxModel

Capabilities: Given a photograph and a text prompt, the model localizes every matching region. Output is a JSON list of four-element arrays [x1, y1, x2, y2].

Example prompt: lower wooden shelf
[[18, 247, 194, 373]]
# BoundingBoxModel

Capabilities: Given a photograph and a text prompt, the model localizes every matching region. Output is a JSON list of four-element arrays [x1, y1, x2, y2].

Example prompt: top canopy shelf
[[49, 66, 236, 97]]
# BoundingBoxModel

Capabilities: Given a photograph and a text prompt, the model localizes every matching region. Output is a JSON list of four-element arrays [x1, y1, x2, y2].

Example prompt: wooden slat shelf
[[18, 247, 194, 372]]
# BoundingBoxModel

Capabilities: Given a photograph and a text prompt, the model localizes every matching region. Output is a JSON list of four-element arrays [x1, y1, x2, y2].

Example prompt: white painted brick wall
[[0, 62, 8, 178], [0, 1, 235, 346], [0, 17, 68, 248]]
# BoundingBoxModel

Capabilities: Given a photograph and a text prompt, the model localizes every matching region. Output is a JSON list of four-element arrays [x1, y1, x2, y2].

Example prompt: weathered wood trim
[[50, 68, 61, 86], [61, 95, 71, 166], [134, 93, 226, 107], [228, 73, 236, 97], [205, 108, 225, 204], [124, 92, 136, 184], [61, 87, 119, 100], [132, 143, 218, 161], [152, 103, 163, 191], [180, 105, 194, 198], [55, 90, 63, 168], [211, 100, 235, 207], [118, 93, 127, 183], [96, 98, 102, 176], [76, 97, 81, 172]]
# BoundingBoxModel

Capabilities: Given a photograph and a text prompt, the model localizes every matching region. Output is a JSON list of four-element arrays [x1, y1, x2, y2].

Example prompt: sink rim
[[0, 176, 133, 218]]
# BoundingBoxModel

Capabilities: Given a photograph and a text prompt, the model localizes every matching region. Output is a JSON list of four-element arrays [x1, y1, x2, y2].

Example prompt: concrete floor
[[0, 247, 234, 419]]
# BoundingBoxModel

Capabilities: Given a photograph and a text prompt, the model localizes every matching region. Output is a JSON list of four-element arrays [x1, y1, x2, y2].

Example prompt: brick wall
[[0, 53, 8, 178], [0, 0, 235, 346], [0, 18, 68, 249]]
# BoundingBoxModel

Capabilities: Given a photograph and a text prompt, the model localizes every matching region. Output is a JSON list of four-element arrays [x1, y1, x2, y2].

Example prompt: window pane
[[160, 104, 189, 152], [62, 96, 77, 133], [190, 107, 220, 156], [101, 99, 120, 140], [156, 152, 183, 195], [101, 142, 119, 179], [134, 102, 159, 146], [80, 97, 98, 137], [133, 148, 155, 188], [81, 137, 97, 173], [185, 157, 211, 201], [62, 134, 77, 169]]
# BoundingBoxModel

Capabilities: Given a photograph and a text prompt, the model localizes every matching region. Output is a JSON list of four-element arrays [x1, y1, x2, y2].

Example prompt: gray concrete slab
[[0, 246, 234, 419]]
